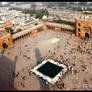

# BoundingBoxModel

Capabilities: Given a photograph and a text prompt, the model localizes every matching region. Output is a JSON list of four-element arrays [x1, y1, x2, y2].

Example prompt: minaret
[[82, 6, 84, 11]]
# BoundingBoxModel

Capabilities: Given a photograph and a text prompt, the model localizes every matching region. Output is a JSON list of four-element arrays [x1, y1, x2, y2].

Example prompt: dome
[[42, 15, 47, 20]]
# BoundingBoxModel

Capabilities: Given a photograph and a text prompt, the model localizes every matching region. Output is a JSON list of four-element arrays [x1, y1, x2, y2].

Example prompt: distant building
[[74, 2, 79, 4], [1, 2, 8, 6], [12, 4, 31, 9], [48, 16, 54, 21], [35, 2, 45, 9], [1, 10, 92, 52]]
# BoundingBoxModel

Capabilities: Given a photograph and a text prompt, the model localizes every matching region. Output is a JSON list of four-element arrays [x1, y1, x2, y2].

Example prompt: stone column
[[75, 28, 79, 37], [31, 30, 38, 34], [55, 27, 61, 32], [42, 25, 48, 30]]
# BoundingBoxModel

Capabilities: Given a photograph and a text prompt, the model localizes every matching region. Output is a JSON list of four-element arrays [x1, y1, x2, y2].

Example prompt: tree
[[35, 9, 49, 19], [9, 7, 49, 18], [17, 28, 22, 32], [52, 19, 75, 26], [5, 27, 14, 35], [31, 3, 36, 9], [13, 28, 22, 34], [46, 2, 57, 8]]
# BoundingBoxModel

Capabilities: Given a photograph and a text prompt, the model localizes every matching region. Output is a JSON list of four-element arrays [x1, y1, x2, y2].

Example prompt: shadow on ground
[[34, 48, 49, 90], [0, 55, 17, 90]]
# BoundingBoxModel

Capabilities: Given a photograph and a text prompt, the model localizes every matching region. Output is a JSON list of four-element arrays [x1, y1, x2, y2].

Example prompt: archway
[[2, 42, 8, 49], [85, 32, 90, 39], [84, 25, 91, 40]]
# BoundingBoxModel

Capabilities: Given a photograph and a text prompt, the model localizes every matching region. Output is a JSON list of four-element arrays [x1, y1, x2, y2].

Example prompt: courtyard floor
[[0, 29, 92, 90]]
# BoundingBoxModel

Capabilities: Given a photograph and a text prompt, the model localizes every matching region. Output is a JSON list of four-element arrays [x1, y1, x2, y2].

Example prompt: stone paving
[[0, 29, 92, 90]]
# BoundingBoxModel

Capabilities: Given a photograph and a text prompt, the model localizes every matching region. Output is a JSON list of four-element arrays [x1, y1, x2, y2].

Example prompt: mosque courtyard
[[0, 29, 92, 90]]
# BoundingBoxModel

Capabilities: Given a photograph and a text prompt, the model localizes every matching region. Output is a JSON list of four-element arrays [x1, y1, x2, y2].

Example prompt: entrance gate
[[85, 33, 90, 40], [2, 42, 8, 49]]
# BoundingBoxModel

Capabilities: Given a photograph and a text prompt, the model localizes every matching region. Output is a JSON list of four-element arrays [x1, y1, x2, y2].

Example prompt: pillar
[[42, 25, 48, 30], [55, 27, 61, 32], [31, 29, 38, 35], [76, 28, 79, 37]]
